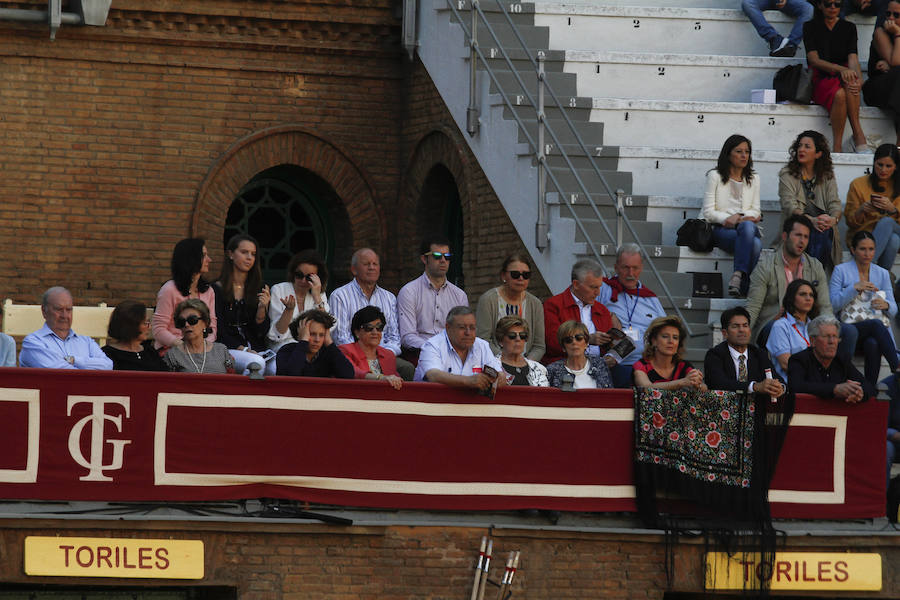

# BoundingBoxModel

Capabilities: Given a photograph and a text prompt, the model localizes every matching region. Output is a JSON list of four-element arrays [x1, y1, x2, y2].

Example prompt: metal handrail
[[444, 0, 698, 335]]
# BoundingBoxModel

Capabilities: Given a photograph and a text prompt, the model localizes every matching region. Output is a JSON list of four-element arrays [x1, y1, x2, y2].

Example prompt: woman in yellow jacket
[[845, 144, 900, 270]]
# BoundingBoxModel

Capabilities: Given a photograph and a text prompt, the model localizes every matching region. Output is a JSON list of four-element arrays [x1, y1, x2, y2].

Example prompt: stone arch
[[192, 125, 383, 267], [397, 127, 475, 284]]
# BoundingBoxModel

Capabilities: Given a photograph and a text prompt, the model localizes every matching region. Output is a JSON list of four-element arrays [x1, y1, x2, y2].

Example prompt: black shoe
[[770, 41, 798, 58]]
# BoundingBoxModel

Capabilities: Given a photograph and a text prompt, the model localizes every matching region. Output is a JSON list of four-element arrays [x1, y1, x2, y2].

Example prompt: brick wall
[[1, 520, 896, 598], [0, 0, 549, 313]]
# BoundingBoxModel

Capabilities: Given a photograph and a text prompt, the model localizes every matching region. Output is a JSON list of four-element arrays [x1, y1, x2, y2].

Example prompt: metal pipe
[[615, 189, 624, 248], [536, 55, 548, 251], [466, 0, 480, 136], [0, 8, 81, 25]]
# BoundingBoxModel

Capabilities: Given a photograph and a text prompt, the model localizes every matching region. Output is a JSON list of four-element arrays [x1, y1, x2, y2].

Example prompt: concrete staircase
[[414, 0, 895, 362]]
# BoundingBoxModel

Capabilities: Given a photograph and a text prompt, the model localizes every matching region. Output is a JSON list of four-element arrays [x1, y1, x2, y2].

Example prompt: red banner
[[0, 369, 886, 517]]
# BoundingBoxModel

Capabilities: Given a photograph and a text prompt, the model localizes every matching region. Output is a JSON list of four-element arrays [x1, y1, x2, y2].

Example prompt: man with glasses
[[414, 306, 504, 392], [742, 0, 813, 58], [543, 259, 622, 366], [19, 286, 112, 370], [597, 244, 665, 387], [330, 248, 415, 380], [398, 237, 468, 359]]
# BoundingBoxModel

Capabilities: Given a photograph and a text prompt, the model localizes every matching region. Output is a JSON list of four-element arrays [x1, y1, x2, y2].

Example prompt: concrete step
[[490, 69, 579, 99], [575, 217, 662, 247], [644, 195, 782, 246], [533, 5, 874, 62], [616, 146, 872, 202], [534, 0, 744, 8], [516, 118, 605, 146], [564, 50, 865, 103], [589, 98, 897, 154]]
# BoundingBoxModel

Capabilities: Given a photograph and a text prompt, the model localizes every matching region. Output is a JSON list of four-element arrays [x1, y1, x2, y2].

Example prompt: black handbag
[[773, 63, 813, 104], [675, 219, 714, 252]]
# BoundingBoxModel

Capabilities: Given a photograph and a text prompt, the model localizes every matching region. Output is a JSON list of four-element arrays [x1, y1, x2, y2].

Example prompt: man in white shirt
[[414, 306, 504, 392], [330, 248, 414, 380]]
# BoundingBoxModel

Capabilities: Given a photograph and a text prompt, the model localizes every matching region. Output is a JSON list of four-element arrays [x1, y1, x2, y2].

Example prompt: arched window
[[418, 164, 464, 288]]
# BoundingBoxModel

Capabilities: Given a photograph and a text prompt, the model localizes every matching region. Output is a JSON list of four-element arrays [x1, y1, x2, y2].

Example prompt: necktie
[[738, 354, 748, 383]]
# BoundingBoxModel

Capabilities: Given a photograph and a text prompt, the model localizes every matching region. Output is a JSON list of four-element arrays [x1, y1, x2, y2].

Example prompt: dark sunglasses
[[174, 314, 202, 328], [505, 332, 529, 341], [562, 334, 587, 344], [359, 323, 385, 332], [889, 10, 900, 17], [294, 272, 315, 282], [508, 270, 532, 280], [822, 1, 841, 6], [424, 251, 452, 260]]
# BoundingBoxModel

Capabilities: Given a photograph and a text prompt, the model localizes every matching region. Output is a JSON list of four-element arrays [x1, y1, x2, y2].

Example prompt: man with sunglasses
[[398, 237, 468, 359], [330, 248, 415, 380], [543, 259, 623, 365], [597, 245, 665, 388], [414, 306, 504, 392], [742, 0, 813, 58], [19, 287, 113, 370]]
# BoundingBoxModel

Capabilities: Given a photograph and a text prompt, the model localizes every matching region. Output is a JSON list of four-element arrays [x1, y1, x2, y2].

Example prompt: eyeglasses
[[359, 323, 385, 332], [822, 1, 841, 7], [508, 270, 531, 280], [294, 272, 315, 282], [505, 332, 529, 341], [562, 334, 587, 344], [424, 251, 453, 260], [889, 10, 900, 17], [174, 314, 202, 328]]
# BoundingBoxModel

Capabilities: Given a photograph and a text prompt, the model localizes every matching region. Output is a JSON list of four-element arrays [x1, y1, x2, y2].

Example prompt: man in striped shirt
[[330, 248, 414, 380]]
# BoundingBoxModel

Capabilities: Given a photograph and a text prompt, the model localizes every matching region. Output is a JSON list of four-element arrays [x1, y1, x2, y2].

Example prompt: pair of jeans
[[757, 319, 858, 360], [712, 220, 762, 275], [841, 0, 888, 28], [872, 216, 900, 270], [741, 0, 814, 46], [851, 319, 900, 384], [806, 226, 834, 271]]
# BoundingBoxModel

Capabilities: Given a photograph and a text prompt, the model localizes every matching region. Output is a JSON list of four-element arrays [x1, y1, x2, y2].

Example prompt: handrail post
[[466, 0, 480, 136], [615, 189, 624, 249], [536, 54, 548, 250]]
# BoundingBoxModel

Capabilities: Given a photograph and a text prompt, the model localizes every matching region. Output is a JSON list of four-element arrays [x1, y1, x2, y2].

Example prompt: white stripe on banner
[[768, 413, 846, 504], [0, 388, 40, 483]]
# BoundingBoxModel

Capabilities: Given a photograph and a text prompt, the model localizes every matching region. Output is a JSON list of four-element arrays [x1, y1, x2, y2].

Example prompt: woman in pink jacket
[[152, 238, 217, 352]]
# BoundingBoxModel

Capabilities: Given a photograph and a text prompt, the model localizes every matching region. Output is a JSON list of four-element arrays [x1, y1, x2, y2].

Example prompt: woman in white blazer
[[701, 134, 763, 298]]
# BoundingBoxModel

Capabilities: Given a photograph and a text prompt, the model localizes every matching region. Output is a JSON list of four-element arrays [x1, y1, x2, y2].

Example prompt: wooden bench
[[1, 299, 153, 346]]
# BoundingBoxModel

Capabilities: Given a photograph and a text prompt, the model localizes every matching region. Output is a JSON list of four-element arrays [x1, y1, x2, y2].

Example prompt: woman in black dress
[[863, 0, 900, 146], [102, 301, 168, 371]]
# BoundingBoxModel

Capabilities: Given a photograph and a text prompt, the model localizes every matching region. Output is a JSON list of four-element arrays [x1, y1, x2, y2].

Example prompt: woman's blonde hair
[[642, 316, 687, 363], [557, 320, 589, 357], [494, 315, 529, 344]]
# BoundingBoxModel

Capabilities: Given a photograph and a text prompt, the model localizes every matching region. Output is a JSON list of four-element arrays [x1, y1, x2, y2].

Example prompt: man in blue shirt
[[19, 287, 112, 370], [414, 306, 504, 392], [597, 244, 665, 388]]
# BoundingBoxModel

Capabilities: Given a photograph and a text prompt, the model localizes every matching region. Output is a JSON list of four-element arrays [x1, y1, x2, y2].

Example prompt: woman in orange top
[[845, 144, 900, 269]]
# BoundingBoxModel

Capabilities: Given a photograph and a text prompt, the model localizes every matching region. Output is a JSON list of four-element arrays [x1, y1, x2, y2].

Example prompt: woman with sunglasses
[[267, 249, 330, 352], [153, 238, 217, 353], [546, 320, 613, 389], [632, 316, 706, 391], [494, 315, 549, 386], [863, 1, 900, 147], [803, 0, 870, 153], [102, 301, 168, 371], [339, 306, 402, 389], [163, 299, 234, 374], [475, 253, 546, 361], [276, 309, 354, 379]]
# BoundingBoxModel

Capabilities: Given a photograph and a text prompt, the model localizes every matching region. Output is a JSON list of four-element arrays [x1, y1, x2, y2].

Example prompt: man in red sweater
[[543, 259, 622, 364]]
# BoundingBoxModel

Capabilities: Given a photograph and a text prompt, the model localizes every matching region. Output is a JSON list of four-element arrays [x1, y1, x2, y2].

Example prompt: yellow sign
[[706, 552, 881, 591], [24, 536, 204, 579]]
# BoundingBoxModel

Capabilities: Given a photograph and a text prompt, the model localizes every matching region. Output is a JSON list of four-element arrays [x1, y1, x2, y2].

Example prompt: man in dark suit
[[704, 306, 785, 397]]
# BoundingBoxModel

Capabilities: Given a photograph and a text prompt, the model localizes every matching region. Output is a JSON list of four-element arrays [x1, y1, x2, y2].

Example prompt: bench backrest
[[1, 299, 153, 346]]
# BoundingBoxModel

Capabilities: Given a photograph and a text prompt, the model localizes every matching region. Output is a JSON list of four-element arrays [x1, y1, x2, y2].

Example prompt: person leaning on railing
[[102, 300, 168, 372], [546, 320, 613, 390], [339, 305, 403, 390], [163, 299, 233, 375], [494, 315, 548, 387], [632, 316, 706, 392], [276, 309, 353, 379]]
